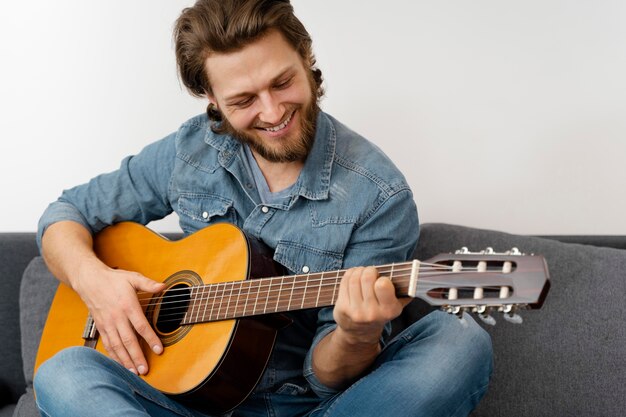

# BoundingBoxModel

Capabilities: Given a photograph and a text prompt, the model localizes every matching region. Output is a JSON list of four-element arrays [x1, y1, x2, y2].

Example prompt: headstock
[[413, 247, 550, 325]]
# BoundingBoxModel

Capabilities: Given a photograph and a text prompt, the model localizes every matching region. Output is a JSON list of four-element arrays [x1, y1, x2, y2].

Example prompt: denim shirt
[[38, 111, 419, 399]]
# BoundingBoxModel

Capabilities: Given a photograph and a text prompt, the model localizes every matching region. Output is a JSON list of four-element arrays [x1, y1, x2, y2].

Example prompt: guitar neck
[[182, 263, 413, 324]]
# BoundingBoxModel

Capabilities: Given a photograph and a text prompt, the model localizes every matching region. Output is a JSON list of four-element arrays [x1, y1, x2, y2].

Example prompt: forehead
[[205, 30, 305, 100]]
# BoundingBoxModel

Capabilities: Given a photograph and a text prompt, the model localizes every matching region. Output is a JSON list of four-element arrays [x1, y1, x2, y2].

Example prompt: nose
[[257, 92, 284, 126]]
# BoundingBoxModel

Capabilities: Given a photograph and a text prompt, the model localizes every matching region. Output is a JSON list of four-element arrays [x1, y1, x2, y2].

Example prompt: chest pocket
[[274, 241, 344, 275], [178, 193, 236, 233]]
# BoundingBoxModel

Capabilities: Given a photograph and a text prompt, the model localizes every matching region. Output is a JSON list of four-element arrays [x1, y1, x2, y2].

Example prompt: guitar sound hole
[[155, 284, 191, 334]]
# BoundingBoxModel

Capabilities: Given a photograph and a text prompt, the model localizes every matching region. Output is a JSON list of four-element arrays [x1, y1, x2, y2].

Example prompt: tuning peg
[[503, 313, 523, 324], [478, 314, 496, 326], [500, 304, 523, 324], [474, 305, 496, 326]]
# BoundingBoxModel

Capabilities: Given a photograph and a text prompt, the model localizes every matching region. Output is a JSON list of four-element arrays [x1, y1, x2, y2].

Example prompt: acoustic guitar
[[34, 221, 550, 413]]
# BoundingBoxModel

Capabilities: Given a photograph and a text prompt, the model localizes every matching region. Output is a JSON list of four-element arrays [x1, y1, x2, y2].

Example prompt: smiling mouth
[[261, 111, 294, 133]]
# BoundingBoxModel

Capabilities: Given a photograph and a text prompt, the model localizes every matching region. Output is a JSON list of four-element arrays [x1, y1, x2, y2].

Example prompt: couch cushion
[[402, 223, 626, 417], [0, 234, 39, 409], [17, 257, 58, 417]]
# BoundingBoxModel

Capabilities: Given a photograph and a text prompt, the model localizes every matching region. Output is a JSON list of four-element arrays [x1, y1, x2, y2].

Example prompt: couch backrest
[[403, 223, 626, 417], [0, 233, 38, 406]]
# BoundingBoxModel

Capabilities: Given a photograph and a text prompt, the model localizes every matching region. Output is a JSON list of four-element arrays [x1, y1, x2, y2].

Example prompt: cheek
[[226, 109, 257, 130], [281, 83, 312, 104]]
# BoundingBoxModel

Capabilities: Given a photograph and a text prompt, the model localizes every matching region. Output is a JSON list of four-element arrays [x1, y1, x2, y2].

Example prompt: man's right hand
[[72, 261, 166, 375], [41, 221, 166, 376]]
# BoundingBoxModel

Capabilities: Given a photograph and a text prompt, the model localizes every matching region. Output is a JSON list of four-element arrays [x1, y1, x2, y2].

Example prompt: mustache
[[252, 105, 298, 129]]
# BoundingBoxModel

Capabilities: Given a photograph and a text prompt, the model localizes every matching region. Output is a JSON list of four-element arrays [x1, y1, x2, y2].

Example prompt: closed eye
[[229, 96, 255, 109], [273, 77, 293, 90]]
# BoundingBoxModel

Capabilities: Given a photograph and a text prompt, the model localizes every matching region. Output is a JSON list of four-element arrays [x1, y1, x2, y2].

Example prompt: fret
[[202, 285, 215, 321], [190, 286, 199, 323], [198, 284, 208, 323], [287, 275, 296, 311], [241, 280, 251, 318], [261, 279, 271, 315], [264, 277, 276, 313], [300, 274, 311, 309], [252, 279, 261, 316], [195, 285, 202, 323], [314, 273, 322, 307], [275, 276, 284, 313], [183, 287, 190, 323], [212, 282, 223, 322], [224, 281, 234, 320], [236, 278, 244, 317]]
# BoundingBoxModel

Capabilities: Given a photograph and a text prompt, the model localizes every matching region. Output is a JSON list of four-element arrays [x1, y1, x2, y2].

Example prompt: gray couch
[[1, 223, 625, 416]]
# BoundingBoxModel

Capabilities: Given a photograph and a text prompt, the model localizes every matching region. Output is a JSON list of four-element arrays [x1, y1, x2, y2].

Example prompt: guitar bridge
[[82, 314, 99, 348]]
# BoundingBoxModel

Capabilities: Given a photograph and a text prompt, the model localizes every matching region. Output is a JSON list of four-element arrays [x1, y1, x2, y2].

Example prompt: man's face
[[205, 30, 319, 163]]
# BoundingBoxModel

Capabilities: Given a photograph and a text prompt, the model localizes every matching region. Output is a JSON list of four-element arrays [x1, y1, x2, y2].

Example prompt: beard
[[219, 91, 320, 164]]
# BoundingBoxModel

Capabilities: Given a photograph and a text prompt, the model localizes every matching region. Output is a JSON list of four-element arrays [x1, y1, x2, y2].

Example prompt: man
[[34, 1, 492, 416]]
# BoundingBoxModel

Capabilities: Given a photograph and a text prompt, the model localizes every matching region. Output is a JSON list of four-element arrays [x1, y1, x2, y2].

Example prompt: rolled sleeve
[[37, 201, 93, 251], [303, 307, 338, 397]]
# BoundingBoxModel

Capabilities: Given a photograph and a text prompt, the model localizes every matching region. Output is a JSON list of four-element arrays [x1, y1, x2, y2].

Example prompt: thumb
[[129, 272, 166, 293]]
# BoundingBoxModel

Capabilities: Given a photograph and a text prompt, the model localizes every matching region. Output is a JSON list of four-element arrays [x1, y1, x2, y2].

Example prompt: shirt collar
[[204, 111, 335, 202], [294, 111, 335, 201]]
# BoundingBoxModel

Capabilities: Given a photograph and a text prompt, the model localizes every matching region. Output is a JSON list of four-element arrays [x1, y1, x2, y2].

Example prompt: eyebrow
[[224, 66, 296, 103]]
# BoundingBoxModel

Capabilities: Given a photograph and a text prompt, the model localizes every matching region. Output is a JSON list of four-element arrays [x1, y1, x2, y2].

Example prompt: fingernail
[[153, 345, 163, 354], [128, 368, 137, 375], [137, 365, 146, 375]]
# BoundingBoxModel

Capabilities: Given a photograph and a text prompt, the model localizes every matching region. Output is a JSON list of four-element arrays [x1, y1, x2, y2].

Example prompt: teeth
[[264, 112, 293, 132]]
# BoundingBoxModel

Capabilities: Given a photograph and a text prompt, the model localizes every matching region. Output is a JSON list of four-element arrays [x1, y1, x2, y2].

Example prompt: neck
[[251, 150, 303, 192]]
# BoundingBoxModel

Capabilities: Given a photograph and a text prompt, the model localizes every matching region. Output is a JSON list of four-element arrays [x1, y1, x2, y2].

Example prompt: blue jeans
[[35, 311, 492, 417]]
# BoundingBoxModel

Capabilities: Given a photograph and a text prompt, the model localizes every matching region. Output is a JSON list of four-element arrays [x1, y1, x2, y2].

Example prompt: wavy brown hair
[[174, 0, 324, 126]]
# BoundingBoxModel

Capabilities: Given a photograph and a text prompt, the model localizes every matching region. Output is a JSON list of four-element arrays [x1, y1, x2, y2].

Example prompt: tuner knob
[[478, 313, 496, 326], [503, 312, 523, 324]]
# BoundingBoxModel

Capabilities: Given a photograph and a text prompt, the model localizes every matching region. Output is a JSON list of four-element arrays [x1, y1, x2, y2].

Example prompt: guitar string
[[149, 280, 513, 326], [134, 267, 504, 304], [138, 271, 512, 324], [134, 268, 510, 308], [133, 261, 506, 299]]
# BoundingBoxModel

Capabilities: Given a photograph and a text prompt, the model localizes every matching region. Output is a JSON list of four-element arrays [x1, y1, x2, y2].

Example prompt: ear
[[206, 92, 217, 107]]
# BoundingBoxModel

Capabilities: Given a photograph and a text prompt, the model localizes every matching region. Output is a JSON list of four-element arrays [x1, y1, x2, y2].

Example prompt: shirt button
[[202, 211, 209, 219], [261, 206, 269, 213], [302, 265, 310, 273]]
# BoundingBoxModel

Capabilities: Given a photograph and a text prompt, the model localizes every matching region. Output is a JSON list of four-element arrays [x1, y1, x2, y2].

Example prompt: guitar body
[[35, 222, 284, 413]]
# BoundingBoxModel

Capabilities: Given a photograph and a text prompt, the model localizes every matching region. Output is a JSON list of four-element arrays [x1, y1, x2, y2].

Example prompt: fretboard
[[181, 262, 413, 324]]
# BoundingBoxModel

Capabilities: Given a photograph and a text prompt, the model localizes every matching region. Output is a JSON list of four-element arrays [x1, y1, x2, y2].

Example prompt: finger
[[360, 267, 379, 304], [116, 321, 148, 374], [103, 323, 140, 374], [128, 307, 163, 356], [374, 276, 396, 303], [98, 330, 122, 365], [129, 272, 166, 294], [348, 267, 365, 304], [374, 277, 403, 318], [337, 268, 354, 304]]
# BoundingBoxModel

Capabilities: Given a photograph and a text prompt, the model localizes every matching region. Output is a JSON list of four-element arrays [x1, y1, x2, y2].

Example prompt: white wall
[[1, 0, 625, 234]]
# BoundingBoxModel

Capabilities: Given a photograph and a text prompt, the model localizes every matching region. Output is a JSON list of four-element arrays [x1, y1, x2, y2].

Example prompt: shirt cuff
[[37, 201, 93, 252], [303, 321, 340, 398]]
